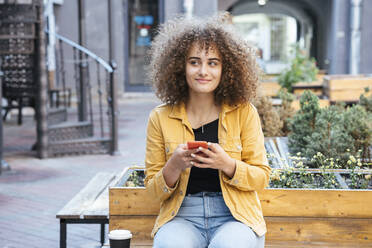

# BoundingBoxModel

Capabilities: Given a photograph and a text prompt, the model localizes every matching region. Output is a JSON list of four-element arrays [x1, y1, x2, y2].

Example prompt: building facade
[[51, 0, 372, 93]]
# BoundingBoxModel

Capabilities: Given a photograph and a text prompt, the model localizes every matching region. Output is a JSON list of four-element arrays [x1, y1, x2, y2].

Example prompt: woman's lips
[[196, 78, 211, 83]]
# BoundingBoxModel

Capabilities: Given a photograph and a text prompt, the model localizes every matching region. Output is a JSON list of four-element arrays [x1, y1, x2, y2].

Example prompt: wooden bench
[[56, 171, 124, 248]]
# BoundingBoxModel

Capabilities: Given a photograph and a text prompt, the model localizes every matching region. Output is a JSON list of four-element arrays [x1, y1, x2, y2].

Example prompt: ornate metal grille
[[0, 2, 38, 125]]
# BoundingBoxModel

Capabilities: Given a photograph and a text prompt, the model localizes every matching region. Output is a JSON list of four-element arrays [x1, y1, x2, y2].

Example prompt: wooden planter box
[[292, 80, 323, 97], [109, 167, 372, 247], [271, 98, 329, 111], [291, 99, 329, 111], [259, 81, 281, 97], [323, 74, 372, 102]]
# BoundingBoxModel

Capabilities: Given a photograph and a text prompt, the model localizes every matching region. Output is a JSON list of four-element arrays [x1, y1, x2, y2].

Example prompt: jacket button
[[171, 211, 175, 216], [233, 179, 239, 184], [163, 186, 169, 193], [179, 190, 183, 195], [237, 145, 242, 151], [165, 147, 169, 153]]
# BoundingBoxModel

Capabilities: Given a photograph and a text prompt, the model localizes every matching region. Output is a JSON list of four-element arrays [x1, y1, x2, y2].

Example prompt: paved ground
[[0, 93, 161, 248]]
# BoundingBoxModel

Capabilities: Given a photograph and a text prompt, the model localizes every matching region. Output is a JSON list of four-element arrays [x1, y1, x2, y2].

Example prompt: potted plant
[[278, 44, 319, 93]]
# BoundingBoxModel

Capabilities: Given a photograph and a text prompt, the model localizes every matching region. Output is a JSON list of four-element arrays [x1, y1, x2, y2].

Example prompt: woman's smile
[[196, 78, 211, 83]]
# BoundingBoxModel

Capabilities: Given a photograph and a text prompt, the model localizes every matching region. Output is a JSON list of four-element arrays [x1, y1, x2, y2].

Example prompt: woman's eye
[[189, 60, 199, 65], [209, 61, 218, 66]]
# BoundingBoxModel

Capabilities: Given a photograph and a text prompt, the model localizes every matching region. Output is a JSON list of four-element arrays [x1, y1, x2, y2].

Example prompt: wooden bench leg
[[60, 219, 67, 248], [100, 223, 105, 245]]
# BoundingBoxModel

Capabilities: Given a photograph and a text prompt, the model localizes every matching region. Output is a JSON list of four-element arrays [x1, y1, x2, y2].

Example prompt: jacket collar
[[168, 101, 239, 121]]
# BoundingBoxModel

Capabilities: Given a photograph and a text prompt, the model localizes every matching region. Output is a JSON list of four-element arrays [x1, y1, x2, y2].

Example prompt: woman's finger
[[191, 161, 209, 168], [185, 148, 199, 157], [190, 153, 213, 164], [195, 146, 214, 157], [207, 142, 220, 153]]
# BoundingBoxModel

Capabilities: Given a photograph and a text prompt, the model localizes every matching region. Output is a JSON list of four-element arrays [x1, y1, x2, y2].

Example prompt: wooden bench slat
[[56, 172, 116, 218], [264, 138, 284, 168], [275, 137, 293, 167], [83, 169, 128, 218], [266, 240, 372, 248]]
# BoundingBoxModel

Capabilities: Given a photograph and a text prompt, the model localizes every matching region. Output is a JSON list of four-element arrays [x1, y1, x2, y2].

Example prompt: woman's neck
[[186, 93, 220, 129]]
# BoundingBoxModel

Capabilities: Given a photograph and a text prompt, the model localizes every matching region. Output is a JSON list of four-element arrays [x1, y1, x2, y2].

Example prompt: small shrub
[[253, 89, 296, 137], [278, 44, 319, 92], [288, 91, 372, 168], [359, 88, 372, 112], [253, 95, 283, 137], [277, 89, 296, 136]]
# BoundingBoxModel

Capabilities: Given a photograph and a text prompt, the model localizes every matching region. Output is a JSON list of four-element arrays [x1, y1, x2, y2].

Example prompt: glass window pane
[[128, 0, 158, 86]]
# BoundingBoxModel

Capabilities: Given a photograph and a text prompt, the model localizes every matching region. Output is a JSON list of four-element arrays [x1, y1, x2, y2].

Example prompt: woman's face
[[185, 42, 222, 96]]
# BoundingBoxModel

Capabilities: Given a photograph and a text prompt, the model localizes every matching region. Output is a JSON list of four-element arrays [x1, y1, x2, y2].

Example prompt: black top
[[186, 118, 221, 194]]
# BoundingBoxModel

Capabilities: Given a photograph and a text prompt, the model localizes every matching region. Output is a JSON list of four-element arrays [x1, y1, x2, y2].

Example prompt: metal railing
[[46, 29, 118, 154]]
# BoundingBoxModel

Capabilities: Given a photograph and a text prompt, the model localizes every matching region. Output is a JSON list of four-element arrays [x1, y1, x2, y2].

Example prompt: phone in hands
[[187, 141, 208, 150], [187, 141, 208, 157]]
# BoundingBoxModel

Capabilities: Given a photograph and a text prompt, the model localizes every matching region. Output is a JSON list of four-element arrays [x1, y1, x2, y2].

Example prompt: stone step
[[48, 121, 93, 142], [47, 137, 111, 157], [47, 107, 67, 126]]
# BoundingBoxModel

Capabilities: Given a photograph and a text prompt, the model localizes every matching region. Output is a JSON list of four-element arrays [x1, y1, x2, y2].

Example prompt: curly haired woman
[[145, 13, 271, 248]]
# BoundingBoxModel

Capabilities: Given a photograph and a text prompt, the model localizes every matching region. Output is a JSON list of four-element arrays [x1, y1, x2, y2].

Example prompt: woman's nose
[[198, 63, 208, 76]]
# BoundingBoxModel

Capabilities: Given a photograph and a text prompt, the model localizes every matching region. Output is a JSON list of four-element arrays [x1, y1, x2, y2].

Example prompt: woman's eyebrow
[[187, 57, 221, 61]]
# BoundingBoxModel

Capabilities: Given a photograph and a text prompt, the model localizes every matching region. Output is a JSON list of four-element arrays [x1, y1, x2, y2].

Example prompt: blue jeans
[[153, 192, 265, 248]]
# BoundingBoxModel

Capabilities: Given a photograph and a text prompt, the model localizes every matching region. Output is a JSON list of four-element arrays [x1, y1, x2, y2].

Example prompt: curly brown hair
[[148, 12, 259, 106]]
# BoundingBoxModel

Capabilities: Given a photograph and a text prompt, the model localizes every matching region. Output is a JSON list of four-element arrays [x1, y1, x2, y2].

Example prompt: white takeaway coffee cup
[[108, 229, 132, 248]]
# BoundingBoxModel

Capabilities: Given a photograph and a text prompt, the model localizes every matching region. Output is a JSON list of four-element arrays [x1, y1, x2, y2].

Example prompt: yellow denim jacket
[[145, 102, 271, 237]]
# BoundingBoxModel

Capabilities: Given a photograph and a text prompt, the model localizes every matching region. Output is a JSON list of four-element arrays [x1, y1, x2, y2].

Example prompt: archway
[[230, 1, 314, 73]]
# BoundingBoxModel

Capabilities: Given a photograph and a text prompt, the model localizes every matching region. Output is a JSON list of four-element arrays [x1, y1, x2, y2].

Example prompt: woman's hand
[[162, 144, 198, 188], [190, 142, 236, 178], [167, 144, 197, 171]]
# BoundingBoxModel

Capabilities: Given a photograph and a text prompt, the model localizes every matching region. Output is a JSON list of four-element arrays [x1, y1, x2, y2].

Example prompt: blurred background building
[[1, 0, 371, 160], [49, 0, 372, 92]]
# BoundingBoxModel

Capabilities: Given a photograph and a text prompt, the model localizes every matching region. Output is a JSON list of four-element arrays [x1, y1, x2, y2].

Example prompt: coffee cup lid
[[108, 229, 132, 240]]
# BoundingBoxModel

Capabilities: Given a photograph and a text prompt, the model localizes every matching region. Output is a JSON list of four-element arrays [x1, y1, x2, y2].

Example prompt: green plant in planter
[[345, 152, 372, 189], [252, 89, 296, 137], [303, 105, 352, 164], [277, 89, 296, 136], [278, 44, 319, 92], [124, 170, 145, 187], [269, 156, 318, 189], [359, 87, 372, 112], [270, 153, 340, 189], [288, 91, 372, 168], [341, 104, 372, 160], [288, 90, 321, 156], [269, 151, 372, 189], [253, 95, 283, 137]]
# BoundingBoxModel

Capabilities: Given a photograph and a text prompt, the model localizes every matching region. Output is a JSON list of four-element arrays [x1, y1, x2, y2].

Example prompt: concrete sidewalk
[[0, 94, 161, 248]]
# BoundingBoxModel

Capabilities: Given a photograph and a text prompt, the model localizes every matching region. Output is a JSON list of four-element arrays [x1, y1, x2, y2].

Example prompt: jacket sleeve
[[144, 109, 179, 202], [222, 103, 271, 191]]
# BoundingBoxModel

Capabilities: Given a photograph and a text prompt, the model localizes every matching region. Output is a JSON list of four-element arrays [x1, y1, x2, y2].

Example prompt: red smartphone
[[187, 141, 208, 150]]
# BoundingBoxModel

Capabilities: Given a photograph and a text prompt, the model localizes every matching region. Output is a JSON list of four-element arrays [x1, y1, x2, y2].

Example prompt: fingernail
[[198, 147, 203, 150], [191, 153, 196, 158], [190, 161, 194, 165], [207, 142, 211, 146]]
